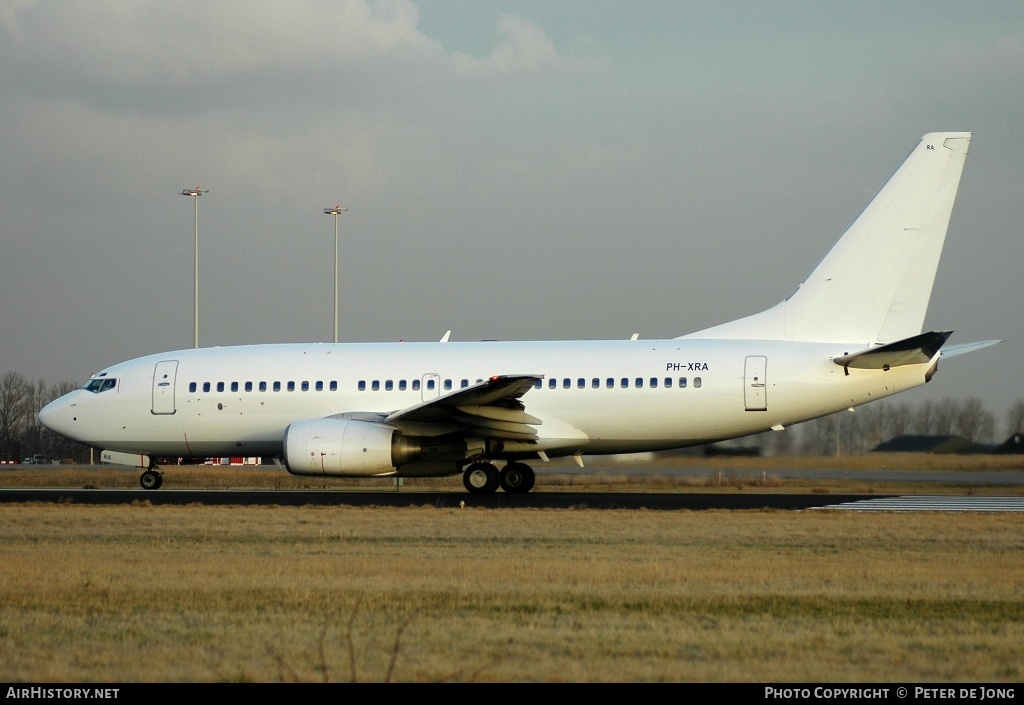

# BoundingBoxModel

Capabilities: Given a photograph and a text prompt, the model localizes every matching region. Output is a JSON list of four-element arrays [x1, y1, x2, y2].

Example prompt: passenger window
[[330, 381, 338, 391], [635, 378, 644, 388], [231, 382, 239, 392], [548, 379, 556, 389], [426, 379, 435, 390], [577, 378, 585, 389], [399, 380, 407, 391], [358, 381, 366, 391], [592, 378, 600, 389], [315, 381, 323, 391], [259, 381, 267, 392], [679, 377, 687, 388], [385, 380, 393, 391], [301, 381, 309, 392], [606, 378, 614, 388], [562, 378, 570, 389], [444, 379, 452, 390], [245, 381, 253, 392], [413, 379, 422, 391], [216, 382, 224, 392], [372, 380, 380, 391], [534, 380, 543, 389], [273, 382, 281, 392], [203, 382, 211, 393], [694, 377, 702, 388], [287, 381, 295, 392], [621, 378, 628, 388], [189, 382, 197, 393], [664, 377, 672, 388], [461, 379, 469, 388], [650, 378, 658, 388]]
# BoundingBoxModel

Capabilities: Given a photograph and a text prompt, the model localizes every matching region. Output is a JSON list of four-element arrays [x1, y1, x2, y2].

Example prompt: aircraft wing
[[833, 331, 953, 371], [384, 374, 544, 440]]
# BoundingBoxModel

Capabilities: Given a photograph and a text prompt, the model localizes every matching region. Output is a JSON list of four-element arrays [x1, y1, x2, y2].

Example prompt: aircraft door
[[421, 373, 440, 402], [744, 356, 767, 411], [152, 360, 178, 415]]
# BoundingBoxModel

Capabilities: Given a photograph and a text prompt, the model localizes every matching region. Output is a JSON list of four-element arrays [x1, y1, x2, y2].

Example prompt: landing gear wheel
[[463, 462, 500, 494], [500, 462, 536, 494], [140, 470, 163, 490]]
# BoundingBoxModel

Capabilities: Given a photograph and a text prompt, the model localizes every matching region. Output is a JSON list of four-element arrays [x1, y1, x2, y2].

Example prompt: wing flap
[[450, 412, 539, 438], [386, 374, 542, 426]]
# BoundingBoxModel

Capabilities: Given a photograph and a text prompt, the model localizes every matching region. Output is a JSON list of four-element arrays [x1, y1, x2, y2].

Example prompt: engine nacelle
[[283, 418, 422, 477]]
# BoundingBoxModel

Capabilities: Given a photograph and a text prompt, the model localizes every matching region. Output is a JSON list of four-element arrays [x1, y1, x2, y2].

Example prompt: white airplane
[[40, 132, 998, 493]]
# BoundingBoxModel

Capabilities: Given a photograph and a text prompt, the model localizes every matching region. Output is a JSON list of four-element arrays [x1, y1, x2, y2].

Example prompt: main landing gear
[[140, 469, 163, 490], [462, 461, 536, 494]]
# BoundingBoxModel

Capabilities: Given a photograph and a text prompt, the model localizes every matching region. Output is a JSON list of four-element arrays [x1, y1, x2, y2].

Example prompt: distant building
[[872, 435, 993, 454], [994, 433, 1024, 455]]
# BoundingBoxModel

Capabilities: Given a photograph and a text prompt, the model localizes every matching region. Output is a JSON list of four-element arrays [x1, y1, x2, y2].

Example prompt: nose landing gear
[[140, 469, 163, 490]]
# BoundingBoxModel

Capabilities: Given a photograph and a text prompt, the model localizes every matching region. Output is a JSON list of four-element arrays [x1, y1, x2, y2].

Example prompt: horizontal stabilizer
[[833, 331, 952, 371], [940, 339, 1002, 359]]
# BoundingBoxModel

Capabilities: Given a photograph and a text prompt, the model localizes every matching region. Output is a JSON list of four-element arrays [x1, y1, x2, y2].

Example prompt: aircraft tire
[[140, 470, 163, 490], [500, 462, 535, 494], [463, 462, 500, 494]]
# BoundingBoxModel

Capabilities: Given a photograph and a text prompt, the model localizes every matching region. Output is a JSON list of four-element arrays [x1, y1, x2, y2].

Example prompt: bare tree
[[932, 397, 960, 436], [1006, 400, 1024, 438], [887, 402, 913, 438], [0, 372, 32, 460], [954, 397, 995, 444], [766, 425, 794, 456], [913, 400, 935, 435], [857, 405, 887, 452], [800, 413, 854, 455], [18, 379, 50, 458]]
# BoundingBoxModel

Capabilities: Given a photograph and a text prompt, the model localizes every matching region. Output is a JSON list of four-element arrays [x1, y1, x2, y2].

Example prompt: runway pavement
[[2, 487, 1023, 511]]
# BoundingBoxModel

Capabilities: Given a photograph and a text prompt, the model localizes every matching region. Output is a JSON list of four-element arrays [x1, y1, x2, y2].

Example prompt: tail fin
[[681, 132, 971, 345]]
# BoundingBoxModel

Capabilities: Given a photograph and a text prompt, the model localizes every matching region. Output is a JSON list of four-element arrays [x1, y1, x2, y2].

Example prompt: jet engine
[[283, 418, 422, 477]]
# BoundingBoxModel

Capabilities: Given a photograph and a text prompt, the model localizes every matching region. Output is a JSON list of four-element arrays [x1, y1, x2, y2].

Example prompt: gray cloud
[[0, 0, 1021, 423]]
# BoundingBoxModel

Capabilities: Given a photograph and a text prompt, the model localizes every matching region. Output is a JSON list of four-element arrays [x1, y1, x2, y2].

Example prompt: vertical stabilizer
[[682, 132, 971, 345]]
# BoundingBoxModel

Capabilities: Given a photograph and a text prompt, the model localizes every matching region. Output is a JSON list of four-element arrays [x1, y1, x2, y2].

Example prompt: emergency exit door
[[744, 356, 767, 411]]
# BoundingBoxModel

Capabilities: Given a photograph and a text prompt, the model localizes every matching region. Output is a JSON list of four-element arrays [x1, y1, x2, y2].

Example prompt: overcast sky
[[1, 1, 1022, 421]]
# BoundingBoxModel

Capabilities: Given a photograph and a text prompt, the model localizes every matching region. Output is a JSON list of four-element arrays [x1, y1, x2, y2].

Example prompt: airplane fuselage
[[37, 132, 984, 493], [41, 338, 925, 465]]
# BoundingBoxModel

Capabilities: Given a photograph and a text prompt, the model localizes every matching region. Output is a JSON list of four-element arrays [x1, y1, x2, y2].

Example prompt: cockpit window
[[83, 378, 117, 393]]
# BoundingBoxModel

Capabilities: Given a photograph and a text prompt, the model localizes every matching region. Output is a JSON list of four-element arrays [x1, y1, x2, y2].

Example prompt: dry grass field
[[1, 455, 1022, 682], [1, 493, 1023, 682], [1, 451, 1023, 494]]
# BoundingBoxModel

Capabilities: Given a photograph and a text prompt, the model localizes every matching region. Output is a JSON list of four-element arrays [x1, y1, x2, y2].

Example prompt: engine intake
[[283, 418, 422, 477]]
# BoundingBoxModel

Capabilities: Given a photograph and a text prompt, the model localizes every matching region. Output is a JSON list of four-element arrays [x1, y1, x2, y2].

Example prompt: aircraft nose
[[39, 394, 76, 438]]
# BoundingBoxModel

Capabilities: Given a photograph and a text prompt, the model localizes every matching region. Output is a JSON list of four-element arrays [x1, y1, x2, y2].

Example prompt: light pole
[[323, 205, 347, 343], [181, 186, 208, 348]]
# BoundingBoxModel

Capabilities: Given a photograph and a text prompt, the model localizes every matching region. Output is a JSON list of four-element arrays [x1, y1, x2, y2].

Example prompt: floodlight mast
[[323, 205, 347, 343], [181, 186, 208, 349]]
